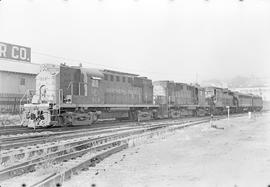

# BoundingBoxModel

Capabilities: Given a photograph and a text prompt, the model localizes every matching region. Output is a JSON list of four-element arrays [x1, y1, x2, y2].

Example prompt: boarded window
[[122, 77, 126, 82], [110, 75, 114, 81], [128, 77, 132, 83], [116, 76, 120, 82], [104, 74, 108, 80], [20, 78, 25, 86]]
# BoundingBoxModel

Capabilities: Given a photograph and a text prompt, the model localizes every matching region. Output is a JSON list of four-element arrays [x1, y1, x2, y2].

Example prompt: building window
[[122, 77, 126, 83], [20, 78, 26, 86], [104, 74, 108, 80], [110, 75, 114, 81], [128, 77, 132, 83], [116, 76, 120, 82]]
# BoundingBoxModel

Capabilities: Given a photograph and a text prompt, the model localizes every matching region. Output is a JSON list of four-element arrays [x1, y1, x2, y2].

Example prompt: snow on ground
[[64, 112, 270, 187]]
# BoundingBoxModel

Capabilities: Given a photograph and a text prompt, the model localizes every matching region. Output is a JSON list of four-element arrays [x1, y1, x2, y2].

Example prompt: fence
[[0, 93, 28, 114]]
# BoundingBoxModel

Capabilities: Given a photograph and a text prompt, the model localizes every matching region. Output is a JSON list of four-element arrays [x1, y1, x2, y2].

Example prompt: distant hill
[[201, 76, 270, 88], [228, 76, 267, 88]]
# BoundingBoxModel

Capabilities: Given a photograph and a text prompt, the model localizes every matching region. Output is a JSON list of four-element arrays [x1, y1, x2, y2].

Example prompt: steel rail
[[31, 143, 128, 187], [0, 115, 209, 137], [0, 114, 247, 186], [0, 125, 159, 166], [0, 114, 247, 184], [0, 125, 167, 181], [0, 117, 203, 150], [31, 118, 213, 187], [0, 124, 149, 150], [0, 140, 125, 181]]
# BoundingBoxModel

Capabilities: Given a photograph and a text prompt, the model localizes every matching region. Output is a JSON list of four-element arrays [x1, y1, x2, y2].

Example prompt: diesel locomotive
[[21, 64, 158, 128], [21, 63, 263, 128]]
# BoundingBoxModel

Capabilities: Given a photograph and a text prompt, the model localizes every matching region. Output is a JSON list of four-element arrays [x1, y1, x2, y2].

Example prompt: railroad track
[[0, 116, 188, 137], [0, 114, 247, 187], [0, 119, 166, 137], [0, 116, 211, 151], [0, 114, 245, 152], [0, 114, 224, 137], [0, 124, 166, 165], [0, 120, 137, 136]]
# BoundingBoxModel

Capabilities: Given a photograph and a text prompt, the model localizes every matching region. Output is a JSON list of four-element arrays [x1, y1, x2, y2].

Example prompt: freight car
[[153, 81, 208, 118], [21, 64, 158, 128]]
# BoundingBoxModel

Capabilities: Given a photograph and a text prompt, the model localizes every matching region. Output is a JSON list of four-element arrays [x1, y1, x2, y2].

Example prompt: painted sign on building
[[0, 42, 31, 62]]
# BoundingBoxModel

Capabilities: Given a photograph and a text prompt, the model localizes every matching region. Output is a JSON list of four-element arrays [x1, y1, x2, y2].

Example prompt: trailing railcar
[[233, 92, 253, 112], [153, 81, 208, 118], [205, 87, 263, 114], [233, 92, 263, 112], [21, 64, 158, 128], [252, 95, 263, 111]]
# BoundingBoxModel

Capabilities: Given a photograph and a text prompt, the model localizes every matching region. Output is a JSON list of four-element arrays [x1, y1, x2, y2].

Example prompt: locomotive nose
[[21, 105, 51, 128]]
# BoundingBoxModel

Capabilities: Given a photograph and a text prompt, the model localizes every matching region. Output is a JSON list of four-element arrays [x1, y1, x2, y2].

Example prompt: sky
[[0, 0, 270, 83]]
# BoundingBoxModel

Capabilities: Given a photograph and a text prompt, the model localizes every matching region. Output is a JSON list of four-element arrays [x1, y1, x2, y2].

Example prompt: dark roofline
[[153, 80, 192, 86], [103, 69, 139, 77], [0, 69, 37, 75]]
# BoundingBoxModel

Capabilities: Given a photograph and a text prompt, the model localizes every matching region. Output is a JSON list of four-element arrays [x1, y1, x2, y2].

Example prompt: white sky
[[0, 0, 270, 83]]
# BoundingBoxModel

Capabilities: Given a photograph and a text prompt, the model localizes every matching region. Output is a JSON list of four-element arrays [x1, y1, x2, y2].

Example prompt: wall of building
[[0, 71, 37, 113], [0, 71, 36, 95]]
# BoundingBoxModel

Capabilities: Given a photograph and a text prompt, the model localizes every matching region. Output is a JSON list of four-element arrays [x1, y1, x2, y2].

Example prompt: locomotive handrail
[[67, 81, 74, 95], [58, 89, 63, 115], [19, 89, 34, 120]]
